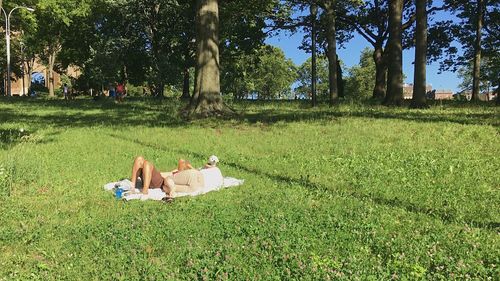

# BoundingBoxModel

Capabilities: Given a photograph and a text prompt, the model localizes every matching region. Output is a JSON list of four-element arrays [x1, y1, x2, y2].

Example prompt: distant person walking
[[109, 84, 116, 98], [63, 84, 69, 100], [116, 82, 126, 102]]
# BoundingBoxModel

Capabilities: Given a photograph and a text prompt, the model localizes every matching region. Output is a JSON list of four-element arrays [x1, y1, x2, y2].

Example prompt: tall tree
[[456, 58, 494, 94], [295, 55, 330, 99], [471, 0, 484, 101], [438, 0, 498, 101], [338, 0, 392, 99], [411, 0, 428, 108], [311, 3, 318, 106], [188, 0, 225, 116], [384, 0, 404, 105], [32, 0, 91, 96], [339, 1, 449, 100], [345, 47, 376, 100], [252, 46, 297, 99], [320, 0, 339, 105]]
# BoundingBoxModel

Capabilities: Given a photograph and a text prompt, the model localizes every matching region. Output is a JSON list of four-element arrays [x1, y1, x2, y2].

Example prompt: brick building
[[6, 60, 80, 96], [403, 83, 433, 99]]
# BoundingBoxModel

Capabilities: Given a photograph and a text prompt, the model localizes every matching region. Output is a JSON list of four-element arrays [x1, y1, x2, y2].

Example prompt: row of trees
[[1, 0, 498, 115], [290, 0, 499, 107]]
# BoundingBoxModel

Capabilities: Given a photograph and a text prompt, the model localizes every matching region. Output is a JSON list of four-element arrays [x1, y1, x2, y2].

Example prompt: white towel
[[104, 177, 244, 201]]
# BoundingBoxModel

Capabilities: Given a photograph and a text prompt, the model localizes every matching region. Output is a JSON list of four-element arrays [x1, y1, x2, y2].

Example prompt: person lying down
[[129, 155, 221, 200]]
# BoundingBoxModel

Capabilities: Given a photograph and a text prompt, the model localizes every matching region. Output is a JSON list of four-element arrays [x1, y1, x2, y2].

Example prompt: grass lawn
[[0, 97, 498, 280]]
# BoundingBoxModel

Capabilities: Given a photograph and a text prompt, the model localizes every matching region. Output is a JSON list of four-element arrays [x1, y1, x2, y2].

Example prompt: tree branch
[[264, 20, 307, 35], [403, 4, 452, 30], [338, 15, 377, 46]]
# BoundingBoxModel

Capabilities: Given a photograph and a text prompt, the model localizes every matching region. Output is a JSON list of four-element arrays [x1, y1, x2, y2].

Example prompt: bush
[[125, 84, 144, 97]]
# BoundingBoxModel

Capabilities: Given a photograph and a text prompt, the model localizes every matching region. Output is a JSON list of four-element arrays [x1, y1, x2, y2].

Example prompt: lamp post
[[310, 2, 317, 107], [20, 41, 25, 96], [1, 6, 34, 96]]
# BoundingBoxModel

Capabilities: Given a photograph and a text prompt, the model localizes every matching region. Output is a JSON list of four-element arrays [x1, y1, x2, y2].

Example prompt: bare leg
[[164, 170, 204, 197], [141, 160, 153, 195], [130, 156, 145, 192], [164, 177, 176, 198]]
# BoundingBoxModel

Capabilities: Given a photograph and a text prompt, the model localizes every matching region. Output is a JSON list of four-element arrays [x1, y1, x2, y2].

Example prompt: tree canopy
[[0, 0, 496, 114]]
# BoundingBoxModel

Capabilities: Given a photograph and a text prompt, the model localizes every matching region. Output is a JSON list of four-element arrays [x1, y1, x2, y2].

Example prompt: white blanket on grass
[[104, 171, 244, 201]]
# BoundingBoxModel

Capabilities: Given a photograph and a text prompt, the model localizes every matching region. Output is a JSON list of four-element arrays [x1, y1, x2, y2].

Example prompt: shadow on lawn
[[0, 97, 186, 129], [0, 128, 62, 151], [0, 128, 29, 149], [2, 97, 498, 129], [111, 133, 499, 232], [239, 108, 499, 127], [220, 158, 499, 232], [1, 95, 156, 111]]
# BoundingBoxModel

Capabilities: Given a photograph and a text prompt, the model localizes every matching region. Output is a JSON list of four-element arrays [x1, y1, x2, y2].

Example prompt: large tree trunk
[[471, 0, 483, 102], [324, 1, 338, 105], [26, 57, 34, 95], [372, 45, 387, 99], [188, 0, 227, 117], [384, 0, 404, 106], [337, 54, 344, 98], [311, 3, 318, 107], [411, 0, 428, 108], [496, 78, 500, 105], [181, 46, 192, 99], [48, 52, 56, 97], [181, 67, 191, 99]]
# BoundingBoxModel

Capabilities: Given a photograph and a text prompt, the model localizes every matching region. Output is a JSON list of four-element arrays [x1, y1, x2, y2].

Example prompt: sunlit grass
[[0, 97, 498, 279]]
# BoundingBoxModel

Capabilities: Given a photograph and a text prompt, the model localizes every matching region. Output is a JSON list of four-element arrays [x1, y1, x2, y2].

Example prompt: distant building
[[5, 30, 82, 96], [453, 90, 497, 101], [403, 83, 433, 99], [432, 89, 454, 100], [6, 59, 81, 96]]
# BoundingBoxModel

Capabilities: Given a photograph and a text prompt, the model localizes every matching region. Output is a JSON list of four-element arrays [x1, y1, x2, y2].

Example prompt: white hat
[[208, 155, 219, 166]]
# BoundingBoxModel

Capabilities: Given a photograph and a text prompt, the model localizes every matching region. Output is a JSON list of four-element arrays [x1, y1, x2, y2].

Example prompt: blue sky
[[265, 1, 461, 93]]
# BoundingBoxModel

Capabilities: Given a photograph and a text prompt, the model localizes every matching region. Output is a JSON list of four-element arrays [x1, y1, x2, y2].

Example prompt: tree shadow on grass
[[2, 97, 498, 128], [218, 158, 499, 232], [0, 97, 186, 129], [237, 107, 499, 127], [110, 133, 499, 232], [0, 128, 30, 150], [1, 96, 159, 112], [0, 128, 62, 151]]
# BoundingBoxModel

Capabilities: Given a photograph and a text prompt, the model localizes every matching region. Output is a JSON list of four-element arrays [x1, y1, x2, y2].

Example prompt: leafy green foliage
[[295, 55, 329, 99], [344, 47, 375, 100], [251, 46, 297, 99], [438, 0, 499, 83], [456, 58, 496, 93], [223, 45, 297, 99], [0, 97, 498, 279]]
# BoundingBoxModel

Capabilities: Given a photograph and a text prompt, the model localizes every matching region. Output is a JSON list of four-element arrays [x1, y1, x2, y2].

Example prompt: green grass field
[[0, 97, 498, 280]]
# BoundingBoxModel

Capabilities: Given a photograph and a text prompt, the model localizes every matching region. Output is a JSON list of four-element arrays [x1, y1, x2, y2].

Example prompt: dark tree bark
[[48, 51, 56, 97], [496, 78, 500, 105], [471, 0, 484, 102], [324, 0, 339, 105], [147, 3, 164, 97], [181, 46, 192, 99], [181, 67, 191, 99], [411, 0, 428, 108], [26, 57, 34, 95], [384, 0, 404, 106], [187, 0, 229, 117], [311, 3, 318, 107], [373, 44, 387, 99], [337, 54, 344, 98]]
